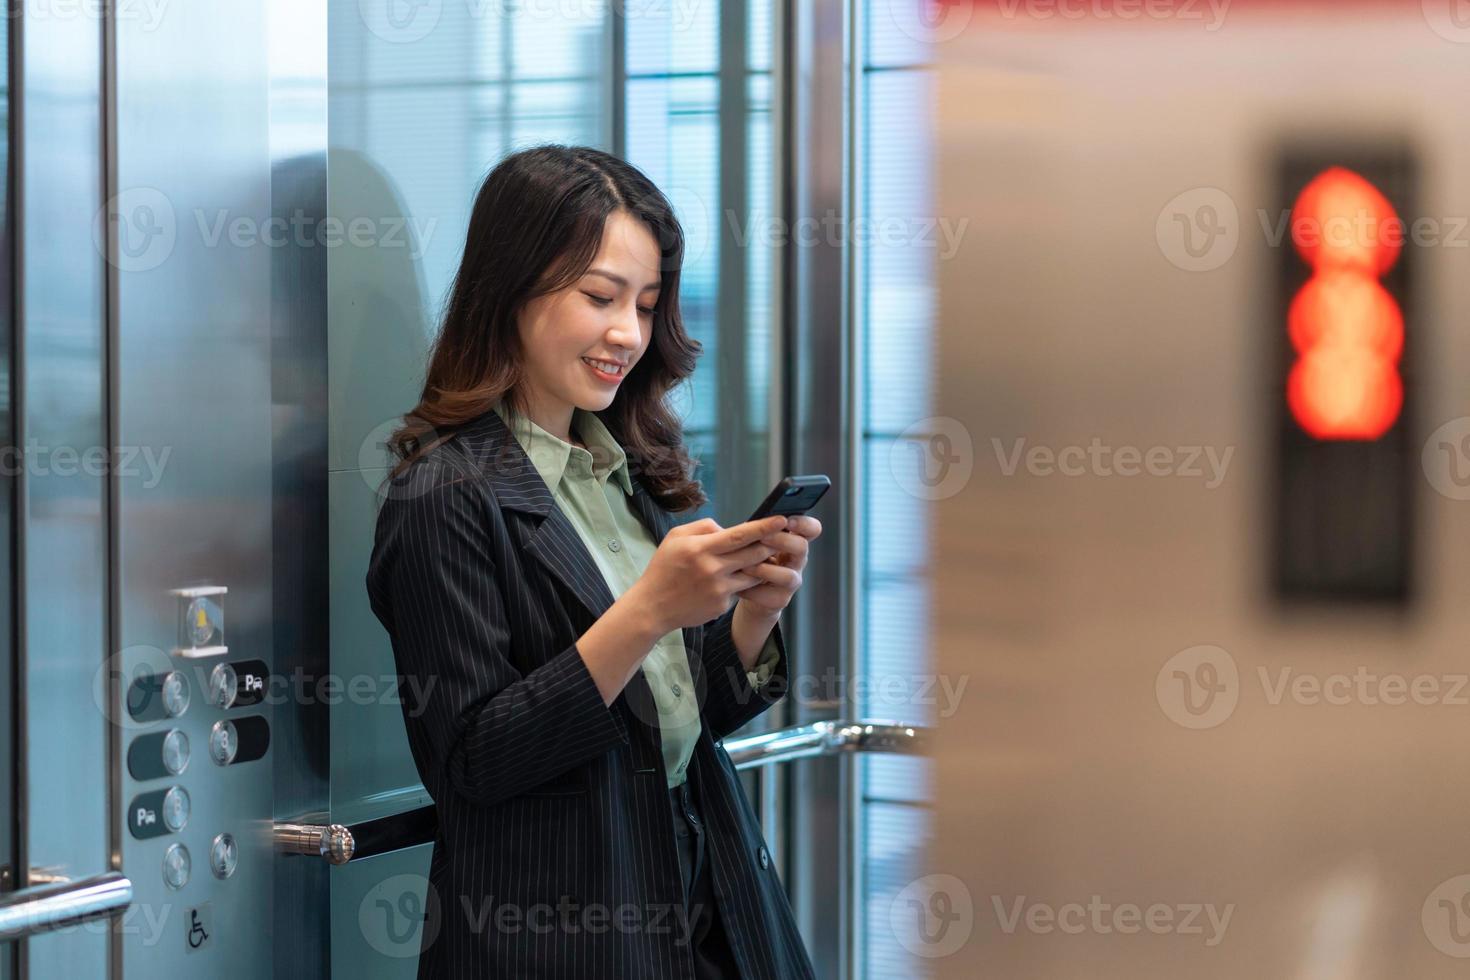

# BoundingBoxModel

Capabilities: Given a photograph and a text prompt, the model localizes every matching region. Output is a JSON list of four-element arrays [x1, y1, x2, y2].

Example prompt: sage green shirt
[[493, 402, 781, 788]]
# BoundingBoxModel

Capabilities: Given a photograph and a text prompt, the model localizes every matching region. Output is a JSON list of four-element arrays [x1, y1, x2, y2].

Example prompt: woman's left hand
[[736, 515, 822, 616]]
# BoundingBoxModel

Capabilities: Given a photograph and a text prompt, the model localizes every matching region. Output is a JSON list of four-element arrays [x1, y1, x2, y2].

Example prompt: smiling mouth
[[582, 357, 626, 378]]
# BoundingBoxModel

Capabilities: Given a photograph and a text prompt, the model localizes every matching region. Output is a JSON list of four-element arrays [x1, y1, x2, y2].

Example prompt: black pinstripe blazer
[[365, 405, 817, 979]]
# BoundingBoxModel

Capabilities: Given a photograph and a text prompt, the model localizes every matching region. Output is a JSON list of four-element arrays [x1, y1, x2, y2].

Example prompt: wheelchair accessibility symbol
[[185, 903, 213, 953]]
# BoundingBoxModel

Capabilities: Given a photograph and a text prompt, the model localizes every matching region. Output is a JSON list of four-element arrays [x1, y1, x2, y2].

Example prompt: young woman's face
[[516, 209, 662, 429]]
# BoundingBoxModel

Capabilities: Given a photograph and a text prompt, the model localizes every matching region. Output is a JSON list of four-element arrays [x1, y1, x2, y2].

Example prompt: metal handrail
[[723, 720, 926, 769], [0, 872, 133, 943], [276, 719, 928, 865]]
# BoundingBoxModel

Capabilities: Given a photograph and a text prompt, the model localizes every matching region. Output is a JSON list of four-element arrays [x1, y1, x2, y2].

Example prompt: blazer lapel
[[454, 406, 700, 759]]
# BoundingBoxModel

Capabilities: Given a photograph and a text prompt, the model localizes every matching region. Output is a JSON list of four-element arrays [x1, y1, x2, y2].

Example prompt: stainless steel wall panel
[[16, 3, 108, 976], [936, 9, 1470, 980], [112, 2, 276, 975], [267, 0, 329, 975], [784, 1, 856, 977]]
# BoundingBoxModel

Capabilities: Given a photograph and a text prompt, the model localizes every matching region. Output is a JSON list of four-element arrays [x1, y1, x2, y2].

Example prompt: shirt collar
[[491, 401, 633, 497]]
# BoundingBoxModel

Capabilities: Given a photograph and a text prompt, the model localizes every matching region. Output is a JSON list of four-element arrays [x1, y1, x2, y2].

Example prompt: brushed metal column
[[783, 0, 856, 976], [110, 1, 277, 976], [266, 0, 329, 975], [17, 1, 109, 976], [0, 12, 15, 980]]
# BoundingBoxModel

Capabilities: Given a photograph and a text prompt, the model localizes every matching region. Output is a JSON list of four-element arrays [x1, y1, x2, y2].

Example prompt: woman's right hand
[[629, 515, 789, 633]]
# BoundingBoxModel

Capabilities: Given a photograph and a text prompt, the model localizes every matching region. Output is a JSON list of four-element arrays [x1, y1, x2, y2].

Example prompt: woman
[[366, 144, 821, 979]]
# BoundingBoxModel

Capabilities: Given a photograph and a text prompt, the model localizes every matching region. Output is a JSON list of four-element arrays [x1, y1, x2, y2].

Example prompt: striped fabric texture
[[366, 405, 818, 979]]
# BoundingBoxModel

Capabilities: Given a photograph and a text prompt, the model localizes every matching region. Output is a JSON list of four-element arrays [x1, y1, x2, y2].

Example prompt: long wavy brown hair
[[383, 144, 707, 512]]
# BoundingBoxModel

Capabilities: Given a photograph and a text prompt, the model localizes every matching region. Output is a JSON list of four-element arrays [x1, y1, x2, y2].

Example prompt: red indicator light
[[1287, 167, 1403, 440], [1290, 166, 1402, 276]]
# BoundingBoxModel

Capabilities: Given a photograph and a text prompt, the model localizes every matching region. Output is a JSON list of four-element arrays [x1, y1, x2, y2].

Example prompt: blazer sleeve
[[698, 602, 790, 741], [370, 468, 629, 808]]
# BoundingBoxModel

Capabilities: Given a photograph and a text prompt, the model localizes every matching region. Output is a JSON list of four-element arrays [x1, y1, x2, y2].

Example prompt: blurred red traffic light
[[1287, 167, 1403, 440]]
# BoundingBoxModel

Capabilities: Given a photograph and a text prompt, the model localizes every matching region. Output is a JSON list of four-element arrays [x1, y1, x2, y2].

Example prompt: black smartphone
[[747, 475, 831, 523]]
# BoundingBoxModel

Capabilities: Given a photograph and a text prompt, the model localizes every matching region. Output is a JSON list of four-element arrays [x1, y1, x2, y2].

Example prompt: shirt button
[[671, 683, 682, 697], [608, 539, 621, 552], [758, 846, 770, 869]]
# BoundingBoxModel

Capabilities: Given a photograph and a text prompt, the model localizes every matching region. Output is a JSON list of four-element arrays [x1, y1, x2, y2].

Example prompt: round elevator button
[[162, 786, 190, 832], [162, 729, 190, 775], [210, 720, 238, 766], [209, 662, 238, 709], [163, 843, 191, 890], [210, 833, 238, 880], [162, 670, 190, 718]]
